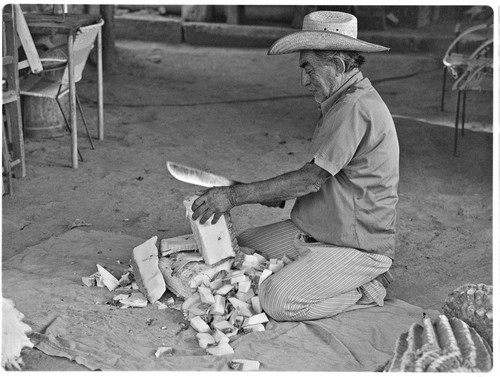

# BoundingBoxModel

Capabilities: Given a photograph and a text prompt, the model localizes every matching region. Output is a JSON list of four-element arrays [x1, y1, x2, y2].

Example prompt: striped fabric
[[237, 220, 392, 321]]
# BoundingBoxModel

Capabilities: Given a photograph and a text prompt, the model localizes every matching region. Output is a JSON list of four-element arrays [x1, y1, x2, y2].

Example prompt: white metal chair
[[19, 19, 104, 162], [440, 22, 493, 111], [450, 38, 493, 155]]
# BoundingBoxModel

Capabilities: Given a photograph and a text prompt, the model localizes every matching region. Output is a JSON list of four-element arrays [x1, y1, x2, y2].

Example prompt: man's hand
[[191, 187, 235, 225]]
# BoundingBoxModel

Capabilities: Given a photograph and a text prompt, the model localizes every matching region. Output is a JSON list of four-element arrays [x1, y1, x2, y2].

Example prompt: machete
[[166, 161, 285, 208], [166, 161, 238, 187]]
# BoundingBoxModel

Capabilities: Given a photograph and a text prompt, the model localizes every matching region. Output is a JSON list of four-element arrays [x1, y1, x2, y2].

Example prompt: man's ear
[[332, 56, 345, 75]]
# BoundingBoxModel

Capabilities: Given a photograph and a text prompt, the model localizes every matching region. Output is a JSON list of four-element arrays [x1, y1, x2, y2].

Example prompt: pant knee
[[258, 276, 303, 321], [259, 278, 283, 320]]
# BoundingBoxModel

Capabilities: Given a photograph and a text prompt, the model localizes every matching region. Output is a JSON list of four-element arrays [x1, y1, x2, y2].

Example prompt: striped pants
[[237, 220, 392, 321]]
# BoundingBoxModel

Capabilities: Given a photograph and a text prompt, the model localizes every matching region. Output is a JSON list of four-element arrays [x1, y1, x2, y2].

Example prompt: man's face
[[299, 50, 341, 103]]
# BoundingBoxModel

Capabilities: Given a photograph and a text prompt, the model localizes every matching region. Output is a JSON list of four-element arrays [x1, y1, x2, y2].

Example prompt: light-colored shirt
[[291, 72, 399, 259]]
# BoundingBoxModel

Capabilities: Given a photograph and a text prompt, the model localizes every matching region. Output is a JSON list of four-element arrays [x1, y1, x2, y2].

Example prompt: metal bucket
[[23, 65, 69, 139]]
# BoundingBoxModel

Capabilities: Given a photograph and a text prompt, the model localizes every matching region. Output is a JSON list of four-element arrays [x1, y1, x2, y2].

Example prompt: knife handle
[[260, 200, 286, 209]]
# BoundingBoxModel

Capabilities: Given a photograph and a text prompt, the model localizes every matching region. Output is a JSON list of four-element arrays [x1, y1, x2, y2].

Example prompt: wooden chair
[[450, 38, 493, 156], [19, 19, 104, 164], [2, 5, 30, 195], [441, 22, 493, 111]]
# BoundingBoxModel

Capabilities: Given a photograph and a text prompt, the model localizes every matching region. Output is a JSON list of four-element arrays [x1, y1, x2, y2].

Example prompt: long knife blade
[[166, 161, 238, 187]]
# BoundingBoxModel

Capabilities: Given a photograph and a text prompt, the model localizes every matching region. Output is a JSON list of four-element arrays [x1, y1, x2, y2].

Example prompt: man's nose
[[301, 70, 310, 87]]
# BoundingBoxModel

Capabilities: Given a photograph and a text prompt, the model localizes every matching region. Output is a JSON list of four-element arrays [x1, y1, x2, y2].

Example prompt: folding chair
[[451, 38, 493, 155], [441, 22, 493, 111], [19, 19, 104, 163]]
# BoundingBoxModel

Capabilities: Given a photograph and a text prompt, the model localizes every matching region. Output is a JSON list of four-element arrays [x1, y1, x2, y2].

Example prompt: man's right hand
[[192, 187, 235, 225]]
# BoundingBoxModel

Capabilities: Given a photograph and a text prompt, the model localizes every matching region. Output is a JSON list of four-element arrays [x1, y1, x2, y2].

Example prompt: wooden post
[[97, 26, 104, 140], [67, 33, 78, 168], [291, 6, 317, 28], [100, 5, 116, 73], [226, 6, 244, 24], [181, 5, 214, 22], [7, 94, 25, 177], [4, 5, 26, 178]]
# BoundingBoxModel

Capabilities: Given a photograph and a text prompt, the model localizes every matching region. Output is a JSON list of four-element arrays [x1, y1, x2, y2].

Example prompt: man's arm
[[191, 162, 331, 224]]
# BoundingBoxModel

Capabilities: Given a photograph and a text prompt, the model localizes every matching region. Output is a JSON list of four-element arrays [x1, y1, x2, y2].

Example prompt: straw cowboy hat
[[268, 11, 389, 55]]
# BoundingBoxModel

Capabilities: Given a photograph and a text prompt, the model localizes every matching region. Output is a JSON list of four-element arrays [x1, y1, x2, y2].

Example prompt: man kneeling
[[190, 11, 399, 321]]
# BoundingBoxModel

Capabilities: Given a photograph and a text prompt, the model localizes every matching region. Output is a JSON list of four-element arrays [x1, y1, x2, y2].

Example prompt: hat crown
[[302, 11, 358, 38]]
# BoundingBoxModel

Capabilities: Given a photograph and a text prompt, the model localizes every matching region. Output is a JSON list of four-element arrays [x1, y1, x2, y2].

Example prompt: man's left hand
[[191, 187, 235, 224]]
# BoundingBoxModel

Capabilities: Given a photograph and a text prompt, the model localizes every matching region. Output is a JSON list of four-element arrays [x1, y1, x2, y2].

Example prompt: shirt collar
[[320, 71, 364, 116]]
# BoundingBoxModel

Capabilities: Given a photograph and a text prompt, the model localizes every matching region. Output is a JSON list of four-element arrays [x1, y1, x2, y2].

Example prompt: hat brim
[[268, 30, 389, 55]]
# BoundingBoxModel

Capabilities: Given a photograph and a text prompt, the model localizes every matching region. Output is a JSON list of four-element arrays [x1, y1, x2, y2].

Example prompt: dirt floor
[[1, 20, 494, 370]]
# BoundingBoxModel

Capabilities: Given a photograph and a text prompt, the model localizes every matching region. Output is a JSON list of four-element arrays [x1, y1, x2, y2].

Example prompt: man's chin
[[313, 95, 324, 104]]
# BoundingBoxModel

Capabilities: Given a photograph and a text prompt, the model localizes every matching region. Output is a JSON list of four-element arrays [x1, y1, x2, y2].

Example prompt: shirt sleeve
[[311, 100, 367, 176]]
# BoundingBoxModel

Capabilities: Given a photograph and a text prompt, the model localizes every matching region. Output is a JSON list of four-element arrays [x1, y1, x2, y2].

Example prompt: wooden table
[[24, 13, 104, 168]]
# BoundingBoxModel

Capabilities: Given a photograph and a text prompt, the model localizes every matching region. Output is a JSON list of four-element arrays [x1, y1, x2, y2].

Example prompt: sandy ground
[[2, 28, 493, 370]]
